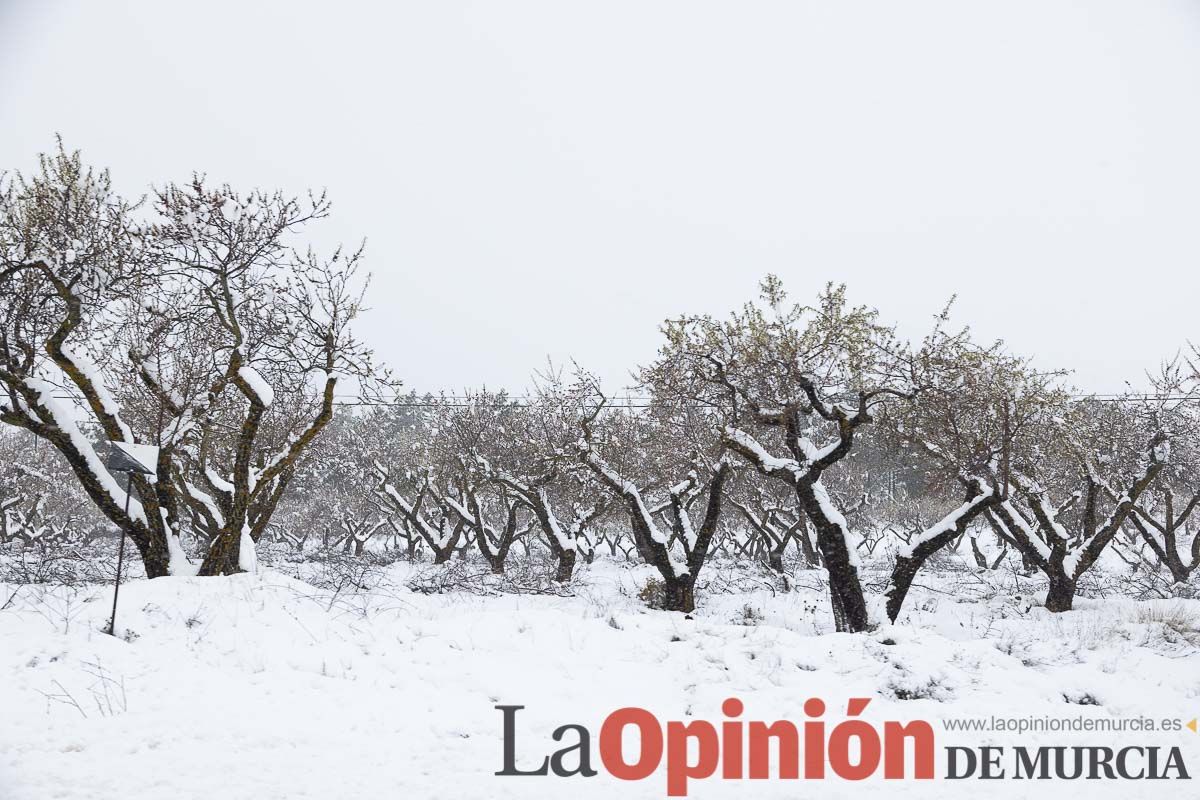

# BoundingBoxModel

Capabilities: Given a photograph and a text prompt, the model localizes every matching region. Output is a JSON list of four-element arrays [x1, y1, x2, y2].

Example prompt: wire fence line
[[327, 394, 1200, 408], [36, 392, 1200, 410]]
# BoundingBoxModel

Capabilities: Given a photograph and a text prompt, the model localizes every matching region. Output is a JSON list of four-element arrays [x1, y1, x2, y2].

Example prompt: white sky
[[3, 1, 1200, 395]]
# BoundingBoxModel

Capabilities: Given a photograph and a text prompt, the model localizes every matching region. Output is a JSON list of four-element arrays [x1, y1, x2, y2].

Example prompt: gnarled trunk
[[886, 480, 997, 622], [554, 548, 577, 582], [198, 528, 242, 576], [797, 481, 869, 632], [663, 575, 696, 613], [527, 502, 577, 583], [1044, 571, 1077, 613], [132, 526, 173, 578]]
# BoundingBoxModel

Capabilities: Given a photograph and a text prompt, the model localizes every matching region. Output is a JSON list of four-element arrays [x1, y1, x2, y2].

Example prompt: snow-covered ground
[[2, 560, 1199, 799]]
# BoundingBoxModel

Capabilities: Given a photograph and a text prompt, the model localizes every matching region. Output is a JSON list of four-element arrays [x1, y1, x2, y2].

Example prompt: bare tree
[[0, 142, 388, 577], [649, 278, 921, 631], [728, 477, 814, 572], [982, 398, 1165, 611], [460, 381, 609, 581], [880, 319, 1065, 620], [373, 462, 466, 564], [1121, 358, 1200, 585], [0, 144, 183, 575], [571, 380, 732, 612]]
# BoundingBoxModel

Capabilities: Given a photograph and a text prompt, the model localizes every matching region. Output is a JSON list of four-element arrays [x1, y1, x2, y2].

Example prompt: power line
[[40, 393, 1200, 410], [329, 394, 1200, 408], [332, 401, 658, 408]]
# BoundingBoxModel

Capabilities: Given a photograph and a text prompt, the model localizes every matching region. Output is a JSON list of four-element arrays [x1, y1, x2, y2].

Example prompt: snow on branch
[[722, 426, 805, 483], [23, 377, 146, 524], [237, 365, 275, 407], [897, 482, 995, 559]]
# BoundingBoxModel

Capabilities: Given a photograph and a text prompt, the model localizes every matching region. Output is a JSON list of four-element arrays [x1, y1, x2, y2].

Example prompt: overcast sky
[[3, 1, 1200, 395]]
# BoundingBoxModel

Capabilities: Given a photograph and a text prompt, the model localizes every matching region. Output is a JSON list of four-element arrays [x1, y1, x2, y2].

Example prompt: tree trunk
[[662, 576, 696, 613], [797, 482, 869, 632], [528, 501, 578, 582], [885, 484, 996, 623], [766, 547, 785, 573], [1044, 571, 1077, 612], [198, 529, 241, 576], [796, 524, 820, 568], [131, 527, 173, 578], [555, 549, 577, 582], [970, 536, 989, 569], [829, 584, 847, 632]]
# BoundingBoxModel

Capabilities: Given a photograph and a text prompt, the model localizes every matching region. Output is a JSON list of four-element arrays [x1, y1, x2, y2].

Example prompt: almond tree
[[373, 452, 465, 565], [1127, 474, 1200, 586], [369, 397, 470, 564], [446, 485, 532, 573], [369, 394, 531, 572], [296, 397, 430, 559], [461, 382, 609, 582], [0, 143, 387, 577], [1119, 359, 1200, 586], [427, 392, 549, 575], [728, 477, 815, 572], [478, 460, 605, 581], [572, 382, 732, 612], [649, 278, 920, 631], [982, 398, 1165, 611], [879, 327, 1066, 621], [1, 144, 183, 576], [370, 390, 606, 576], [151, 178, 389, 574]]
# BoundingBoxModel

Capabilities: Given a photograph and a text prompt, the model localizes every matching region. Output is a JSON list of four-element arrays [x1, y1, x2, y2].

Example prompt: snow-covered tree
[[879, 321, 1066, 620], [981, 397, 1166, 611], [728, 477, 815, 572], [464, 379, 610, 582], [1115, 359, 1200, 586], [571, 380, 732, 612], [0, 142, 388, 577], [648, 278, 920, 631]]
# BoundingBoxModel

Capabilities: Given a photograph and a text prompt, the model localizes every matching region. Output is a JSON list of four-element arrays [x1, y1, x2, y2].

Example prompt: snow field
[[2, 561, 1199, 800]]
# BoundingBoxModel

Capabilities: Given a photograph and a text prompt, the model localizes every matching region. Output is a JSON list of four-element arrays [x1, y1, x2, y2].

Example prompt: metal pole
[[1001, 397, 1011, 501], [107, 471, 133, 637]]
